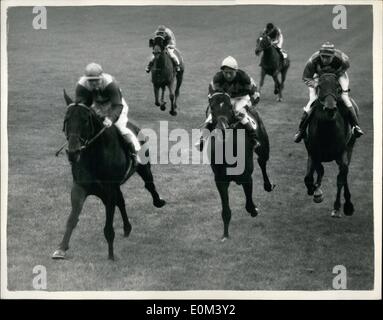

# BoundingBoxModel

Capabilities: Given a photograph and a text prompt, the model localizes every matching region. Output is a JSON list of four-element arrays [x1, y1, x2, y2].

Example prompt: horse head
[[152, 35, 166, 57], [316, 73, 342, 121], [63, 90, 99, 163], [255, 34, 272, 56], [208, 92, 234, 131]]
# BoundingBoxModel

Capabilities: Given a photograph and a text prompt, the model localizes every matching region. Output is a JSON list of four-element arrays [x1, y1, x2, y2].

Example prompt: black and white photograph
[[1, 0, 381, 300]]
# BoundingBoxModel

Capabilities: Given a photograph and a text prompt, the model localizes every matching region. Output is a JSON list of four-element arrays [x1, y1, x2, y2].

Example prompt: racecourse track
[[6, 5, 374, 290]]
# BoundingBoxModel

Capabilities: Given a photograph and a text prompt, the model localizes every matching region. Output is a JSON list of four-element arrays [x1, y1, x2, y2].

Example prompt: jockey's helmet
[[221, 56, 238, 70], [319, 42, 335, 57], [157, 25, 166, 32], [85, 62, 103, 80]]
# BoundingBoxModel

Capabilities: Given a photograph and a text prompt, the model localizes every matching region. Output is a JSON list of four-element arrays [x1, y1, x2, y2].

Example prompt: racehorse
[[52, 90, 166, 260], [206, 92, 275, 241], [255, 34, 290, 102], [303, 73, 357, 217], [150, 35, 184, 116]]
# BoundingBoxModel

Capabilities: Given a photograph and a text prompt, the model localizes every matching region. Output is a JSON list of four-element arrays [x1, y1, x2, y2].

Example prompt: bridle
[[56, 103, 107, 156]]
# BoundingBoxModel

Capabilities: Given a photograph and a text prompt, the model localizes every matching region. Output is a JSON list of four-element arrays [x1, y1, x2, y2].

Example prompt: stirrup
[[352, 126, 364, 138], [195, 138, 206, 152]]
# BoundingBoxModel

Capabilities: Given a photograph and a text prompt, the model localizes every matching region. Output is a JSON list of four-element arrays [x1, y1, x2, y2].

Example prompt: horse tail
[[175, 69, 184, 95]]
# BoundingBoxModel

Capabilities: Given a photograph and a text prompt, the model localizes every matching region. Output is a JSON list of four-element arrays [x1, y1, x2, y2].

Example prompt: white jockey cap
[[85, 62, 103, 80], [221, 56, 238, 70]]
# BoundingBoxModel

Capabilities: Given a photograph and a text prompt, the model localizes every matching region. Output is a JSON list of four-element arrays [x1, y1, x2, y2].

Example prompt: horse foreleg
[[154, 86, 160, 107], [104, 187, 116, 260], [313, 163, 324, 203], [257, 157, 275, 192], [343, 181, 354, 216], [215, 180, 231, 241], [115, 188, 132, 237], [158, 87, 166, 111], [52, 183, 87, 259], [304, 156, 316, 196], [259, 68, 266, 94], [242, 180, 258, 217], [136, 163, 166, 208], [272, 72, 282, 101], [168, 82, 177, 116]]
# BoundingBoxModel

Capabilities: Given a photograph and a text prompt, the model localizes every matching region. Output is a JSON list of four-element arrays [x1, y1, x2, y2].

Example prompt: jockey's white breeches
[[272, 33, 283, 49], [205, 95, 257, 130], [338, 72, 353, 107], [114, 99, 141, 152], [166, 47, 180, 65]]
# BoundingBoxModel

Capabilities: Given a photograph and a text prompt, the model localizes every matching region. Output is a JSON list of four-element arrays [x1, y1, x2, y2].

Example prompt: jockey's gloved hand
[[103, 117, 113, 128], [307, 80, 318, 88], [251, 93, 260, 105]]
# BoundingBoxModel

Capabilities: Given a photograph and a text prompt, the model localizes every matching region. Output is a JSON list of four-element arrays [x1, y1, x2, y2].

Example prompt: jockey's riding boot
[[294, 111, 309, 143], [243, 122, 261, 151], [348, 106, 364, 138], [175, 64, 181, 73], [122, 134, 138, 166], [195, 122, 214, 152], [146, 61, 154, 73]]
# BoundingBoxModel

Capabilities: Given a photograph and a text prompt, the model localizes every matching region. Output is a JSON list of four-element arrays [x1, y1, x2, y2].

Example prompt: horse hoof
[[343, 202, 354, 216], [153, 198, 166, 208], [160, 105, 166, 111], [124, 225, 132, 237], [313, 194, 323, 203], [108, 255, 115, 261], [52, 249, 66, 259], [246, 205, 259, 217], [264, 183, 276, 192], [277, 98, 282, 102], [155, 102, 160, 107], [331, 210, 342, 218], [221, 236, 229, 242], [169, 110, 177, 116], [274, 89, 279, 95]]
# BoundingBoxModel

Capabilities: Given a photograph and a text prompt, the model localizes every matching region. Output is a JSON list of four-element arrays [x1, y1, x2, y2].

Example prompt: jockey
[[75, 62, 141, 159], [146, 25, 181, 73], [294, 42, 364, 143], [263, 22, 287, 59], [195, 56, 261, 151]]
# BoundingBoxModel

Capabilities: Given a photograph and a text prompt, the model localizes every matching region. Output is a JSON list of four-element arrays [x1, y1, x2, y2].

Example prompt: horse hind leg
[[332, 158, 349, 218], [257, 157, 275, 192], [115, 188, 132, 237], [136, 163, 166, 208], [272, 73, 282, 101], [242, 180, 259, 217], [52, 184, 87, 259]]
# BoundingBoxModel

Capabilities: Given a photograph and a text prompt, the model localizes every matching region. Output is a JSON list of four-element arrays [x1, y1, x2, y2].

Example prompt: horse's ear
[[63, 89, 73, 106]]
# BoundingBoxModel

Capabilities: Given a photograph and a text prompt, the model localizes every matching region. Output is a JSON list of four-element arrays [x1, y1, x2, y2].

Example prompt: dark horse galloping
[[255, 34, 290, 101], [206, 92, 275, 241], [303, 73, 357, 218], [52, 91, 166, 260], [150, 35, 184, 116]]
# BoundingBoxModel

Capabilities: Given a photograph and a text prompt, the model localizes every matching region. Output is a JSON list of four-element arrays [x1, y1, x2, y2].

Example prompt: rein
[[55, 103, 106, 157]]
